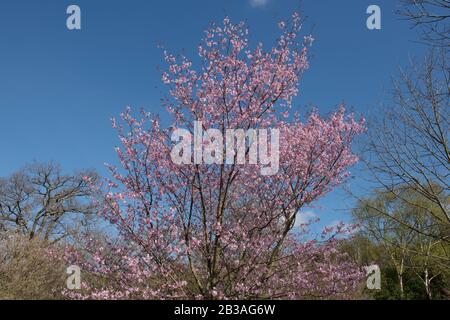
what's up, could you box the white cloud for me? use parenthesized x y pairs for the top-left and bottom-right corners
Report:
(294, 210), (317, 227)
(250, 0), (269, 8)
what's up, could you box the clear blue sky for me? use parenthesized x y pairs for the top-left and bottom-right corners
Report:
(0, 0), (426, 228)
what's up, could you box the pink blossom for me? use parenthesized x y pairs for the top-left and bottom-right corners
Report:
(64, 12), (365, 300)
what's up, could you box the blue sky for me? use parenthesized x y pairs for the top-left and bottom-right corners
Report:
(0, 0), (427, 228)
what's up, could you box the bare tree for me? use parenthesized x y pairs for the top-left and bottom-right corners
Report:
(398, 0), (450, 47)
(364, 49), (449, 242)
(0, 162), (99, 242)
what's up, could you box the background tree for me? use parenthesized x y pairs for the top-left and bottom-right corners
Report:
(0, 231), (66, 299)
(406, 202), (449, 299)
(0, 162), (99, 242)
(350, 187), (450, 299)
(348, 2), (450, 300)
(364, 49), (449, 242)
(353, 191), (416, 298)
(398, 0), (450, 47)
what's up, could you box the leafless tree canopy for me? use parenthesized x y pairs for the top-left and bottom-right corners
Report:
(364, 49), (449, 241)
(398, 0), (450, 46)
(0, 163), (99, 242)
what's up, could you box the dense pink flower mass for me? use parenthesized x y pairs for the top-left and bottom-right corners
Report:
(65, 13), (366, 299)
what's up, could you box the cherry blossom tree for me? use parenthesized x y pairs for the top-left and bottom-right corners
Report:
(65, 13), (366, 300)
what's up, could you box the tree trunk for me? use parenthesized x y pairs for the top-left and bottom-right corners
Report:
(398, 258), (404, 299)
(424, 268), (432, 300)
(399, 274), (404, 299)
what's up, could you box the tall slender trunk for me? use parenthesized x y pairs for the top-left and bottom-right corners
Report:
(399, 274), (404, 299)
(424, 268), (432, 300)
(398, 257), (404, 299)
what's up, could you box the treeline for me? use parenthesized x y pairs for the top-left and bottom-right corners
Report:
(342, 186), (449, 299)
(0, 163), (99, 299)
